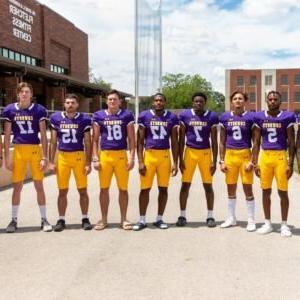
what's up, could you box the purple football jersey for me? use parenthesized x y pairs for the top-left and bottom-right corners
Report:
(93, 109), (134, 150)
(254, 110), (295, 150)
(219, 111), (254, 149)
(50, 112), (92, 152)
(2, 102), (47, 145)
(138, 110), (179, 149)
(179, 109), (218, 149)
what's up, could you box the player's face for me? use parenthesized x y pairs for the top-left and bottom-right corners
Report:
(152, 95), (166, 111)
(107, 93), (121, 110)
(18, 87), (32, 104)
(231, 93), (245, 109)
(192, 96), (206, 111)
(266, 93), (281, 111)
(64, 98), (79, 113)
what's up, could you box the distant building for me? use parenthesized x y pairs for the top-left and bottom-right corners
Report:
(225, 68), (300, 112)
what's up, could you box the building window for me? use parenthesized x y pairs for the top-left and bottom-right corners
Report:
(295, 92), (300, 102)
(15, 53), (20, 62)
(295, 75), (300, 85)
(237, 76), (244, 87)
(50, 64), (68, 75)
(249, 93), (256, 103)
(0, 47), (41, 67)
(281, 92), (288, 102)
(31, 58), (36, 66)
(250, 76), (256, 86)
(20, 54), (26, 63)
(26, 56), (31, 65)
(265, 75), (272, 86)
(9, 50), (15, 60)
(281, 75), (288, 85)
(2, 48), (9, 58)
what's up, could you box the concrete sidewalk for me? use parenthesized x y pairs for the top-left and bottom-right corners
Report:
(0, 167), (300, 300)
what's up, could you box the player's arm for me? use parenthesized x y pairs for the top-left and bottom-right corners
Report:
(210, 125), (218, 175)
(252, 126), (261, 177)
(171, 125), (179, 176)
(219, 126), (227, 173)
(92, 122), (101, 171)
(127, 123), (135, 171)
(39, 120), (48, 171)
(0, 133), (3, 168)
(287, 125), (295, 179)
(84, 130), (92, 175)
(137, 125), (146, 176)
(178, 122), (186, 174)
(296, 127), (300, 172)
(48, 128), (57, 172)
(4, 121), (12, 171)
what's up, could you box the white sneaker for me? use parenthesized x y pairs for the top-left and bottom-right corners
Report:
(246, 219), (256, 232)
(41, 219), (53, 232)
(280, 224), (292, 237)
(257, 223), (273, 235)
(220, 217), (237, 228)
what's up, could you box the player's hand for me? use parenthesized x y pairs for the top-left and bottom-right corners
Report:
(245, 162), (254, 172)
(48, 162), (56, 173)
(5, 159), (13, 171)
(254, 166), (260, 178)
(127, 159), (135, 171)
(220, 162), (228, 173)
(210, 162), (217, 176)
(171, 164), (178, 176)
(138, 162), (146, 176)
(179, 160), (185, 174)
(286, 165), (293, 179)
(85, 164), (92, 175)
(40, 159), (48, 171)
(93, 161), (101, 171)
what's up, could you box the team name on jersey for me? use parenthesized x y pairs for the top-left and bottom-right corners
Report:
(150, 120), (168, 126)
(104, 120), (122, 126)
(14, 115), (33, 121)
(60, 124), (79, 129)
(262, 122), (282, 128)
(189, 121), (208, 126)
(227, 121), (246, 126)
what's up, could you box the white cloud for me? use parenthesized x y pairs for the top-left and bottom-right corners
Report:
(40, 0), (300, 95)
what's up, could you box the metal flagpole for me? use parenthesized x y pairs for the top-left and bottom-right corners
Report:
(158, 0), (162, 92)
(134, 0), (139, 123)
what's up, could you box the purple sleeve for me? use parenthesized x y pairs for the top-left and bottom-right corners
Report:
(171, 114), (179, 127)
(219, 113), (226, 127)
(38, 106), (48, 122)
(138, 112), (146, 127)
(287, 114), (296, 128)
(126, 111), (135, 125)
(83, 116), (92, 132)
(92, 112), (101, 126)
(178, 112), (185, 125)
(253, 113), (260, 128)
(2, 106), (12, 122)
(50, 114), (58, 131)
(211, 112), (219, 127)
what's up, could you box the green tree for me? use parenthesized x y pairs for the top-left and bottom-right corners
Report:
(162, 73), (225, 112)
(89, 68), (112, 91)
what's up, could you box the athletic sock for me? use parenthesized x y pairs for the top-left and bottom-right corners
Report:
(39, 205), (47, 220)
(246, 200), (255, 221)
(156, 215), (163, 222)
(207, 210), (213, 219)
(139, 216), (146, 224)
(82, 214), (88, 219)
(228, 198), (236, 218)
(59, 216), (65, 221)
(180, 210), (186, 218)
(281, 221), (287, 226)
(12, 205), (19, 221)
(265, 219), (271, 226)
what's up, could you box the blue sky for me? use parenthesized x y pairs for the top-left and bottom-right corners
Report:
(40, 0), (300, 94)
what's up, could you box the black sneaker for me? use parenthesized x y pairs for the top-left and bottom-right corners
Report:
(54, 219), (66, 232)
(153, 220), (168, 229)
(82, 218), (92, 230)
(176, 216), (187, 227)
(132, 222), (147, 231)
(6, 219), (17, 233)
(206, 217), (216, 228)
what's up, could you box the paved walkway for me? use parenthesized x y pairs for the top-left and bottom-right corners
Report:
(1, 167), (300, 300)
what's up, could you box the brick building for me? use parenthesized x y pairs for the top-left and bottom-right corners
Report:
(225, 68), (300, 113)
(0, 0), (130, 112)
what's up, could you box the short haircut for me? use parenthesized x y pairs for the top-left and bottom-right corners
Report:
(192, 92), (207, 102)
(17, 82), (33, 94)
(152, 92), (166, 101)
(230, 91), (248, 102)
(107, 89), (121, 99)
(65, 93), (79, 102)
(267, 90), (281, 99)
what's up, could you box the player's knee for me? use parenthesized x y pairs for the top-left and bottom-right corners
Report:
(59, 189), (68, 197)
(203, 183), (213, 193)
(158, 186), (168, 195)
(33, 180), (44, 192)
(77, 188), (88, 197)
(180, 182), (191, 193)
(13, 182), (23, 193)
